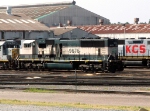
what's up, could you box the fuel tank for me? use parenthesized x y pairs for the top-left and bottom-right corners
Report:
(44, 63), (73, 70)
(124, 61), (143, 66)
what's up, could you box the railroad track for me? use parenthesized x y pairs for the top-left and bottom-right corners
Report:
(0, 72), (150, 85)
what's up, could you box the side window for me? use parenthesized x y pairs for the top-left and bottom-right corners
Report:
(0, 46), (1, 51)
(24, 43), (31, 48)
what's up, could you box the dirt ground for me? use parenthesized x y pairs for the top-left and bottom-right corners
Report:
(0, 89), (150, 107)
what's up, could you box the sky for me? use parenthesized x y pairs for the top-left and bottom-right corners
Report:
(0, 0), (150, 24)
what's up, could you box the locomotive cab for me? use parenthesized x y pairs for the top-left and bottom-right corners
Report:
(0, 40), (20, 69)
(0, 40), (19, 61)
(20, 40), (37, 58)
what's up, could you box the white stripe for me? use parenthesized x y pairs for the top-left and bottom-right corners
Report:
(21, 19), (29, 23)
(27, 19), (35, 23)
(14, 19), (22, 23)
(0, 19), (9, 23)
(7, 19), (16, 23)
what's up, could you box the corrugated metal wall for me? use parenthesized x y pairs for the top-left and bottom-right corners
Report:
(96, 33), (150, 39)
(0, 31), (53, 40)
(26, 32), (51, 39)
(0, 32), (1, 39)
(38, 5), (110, 27)
(2, 32), (23, 39)
(55, 28), (98, 39)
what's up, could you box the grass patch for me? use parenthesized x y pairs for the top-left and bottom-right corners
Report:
(24, 88), (57, 93)
(140, 88), (150, 91)
(0, 99), (150, 111)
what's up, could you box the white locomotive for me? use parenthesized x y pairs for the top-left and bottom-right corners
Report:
(0, 38), (124, 73)
(118, 39), (150, 67)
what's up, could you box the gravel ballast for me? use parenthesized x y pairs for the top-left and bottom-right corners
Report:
(0, 104), (126, 111)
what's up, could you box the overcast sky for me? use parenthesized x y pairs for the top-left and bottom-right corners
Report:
(0, 0), (150, 24)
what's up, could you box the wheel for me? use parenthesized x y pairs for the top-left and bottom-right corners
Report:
(109, 68), (116, 73)
(117, 65), (124, 71)
(80, 66), (84, 72)
(108, 64), (116, 73)
(91, 64), (95, 73)
(83, 68), (88, 73)
(147, 60), (150, 68)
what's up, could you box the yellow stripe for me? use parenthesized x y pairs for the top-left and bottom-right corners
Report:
(0, 60), (9, 62)
(119, 56), (150, 60)
(98, 60), (102, 62)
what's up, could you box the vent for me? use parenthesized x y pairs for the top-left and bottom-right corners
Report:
(67, 20), (72, 26)
(134, 18), (139, 24)
(133, 41), (143, 43)
(138, 37), (146, 39)
(128, 40), (143, 44)
(99, 19), (104, 25)
(6, 6), (12, 15)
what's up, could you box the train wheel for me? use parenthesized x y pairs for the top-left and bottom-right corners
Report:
(117, 65), (124, 71)
(108, 65), (116, 73)
(80, 66), (84, 72)
(83, 68), (88, 73)
(3, 63), (9, 70)
(109, 68), (116, 73)
(147, 60), (150, 68)
(37, 65), (41, 71)
(91, 64), (95, 73)
(2, 63), (6, 70)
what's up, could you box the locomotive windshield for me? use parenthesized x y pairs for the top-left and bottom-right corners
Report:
(6, 42), (19, 48)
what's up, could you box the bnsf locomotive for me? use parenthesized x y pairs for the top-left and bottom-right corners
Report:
(0, 38), (124, 73)
(118, 39), (150, 67)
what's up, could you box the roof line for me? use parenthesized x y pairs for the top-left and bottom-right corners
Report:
(0, 1), (76, 9)
(35, 11), (57, 20)
(35, 5), (73, 20)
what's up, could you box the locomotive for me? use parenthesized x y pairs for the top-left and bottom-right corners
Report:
(118, 39), (150, 67)
(0, 38), (124, 73)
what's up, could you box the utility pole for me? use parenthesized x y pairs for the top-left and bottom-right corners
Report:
(123, 24), (126, 39)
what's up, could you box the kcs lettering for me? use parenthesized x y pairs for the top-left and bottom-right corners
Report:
(126, 44), (146, 54)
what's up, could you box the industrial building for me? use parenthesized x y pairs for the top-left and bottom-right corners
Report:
(79, 18), (150, 39)
(0, 10), (53, 40)
(50, 26), (99, 39)
(0, 1), (110, 27)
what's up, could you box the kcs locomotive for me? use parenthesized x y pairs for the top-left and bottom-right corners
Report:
(118, 39), (150, 67)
